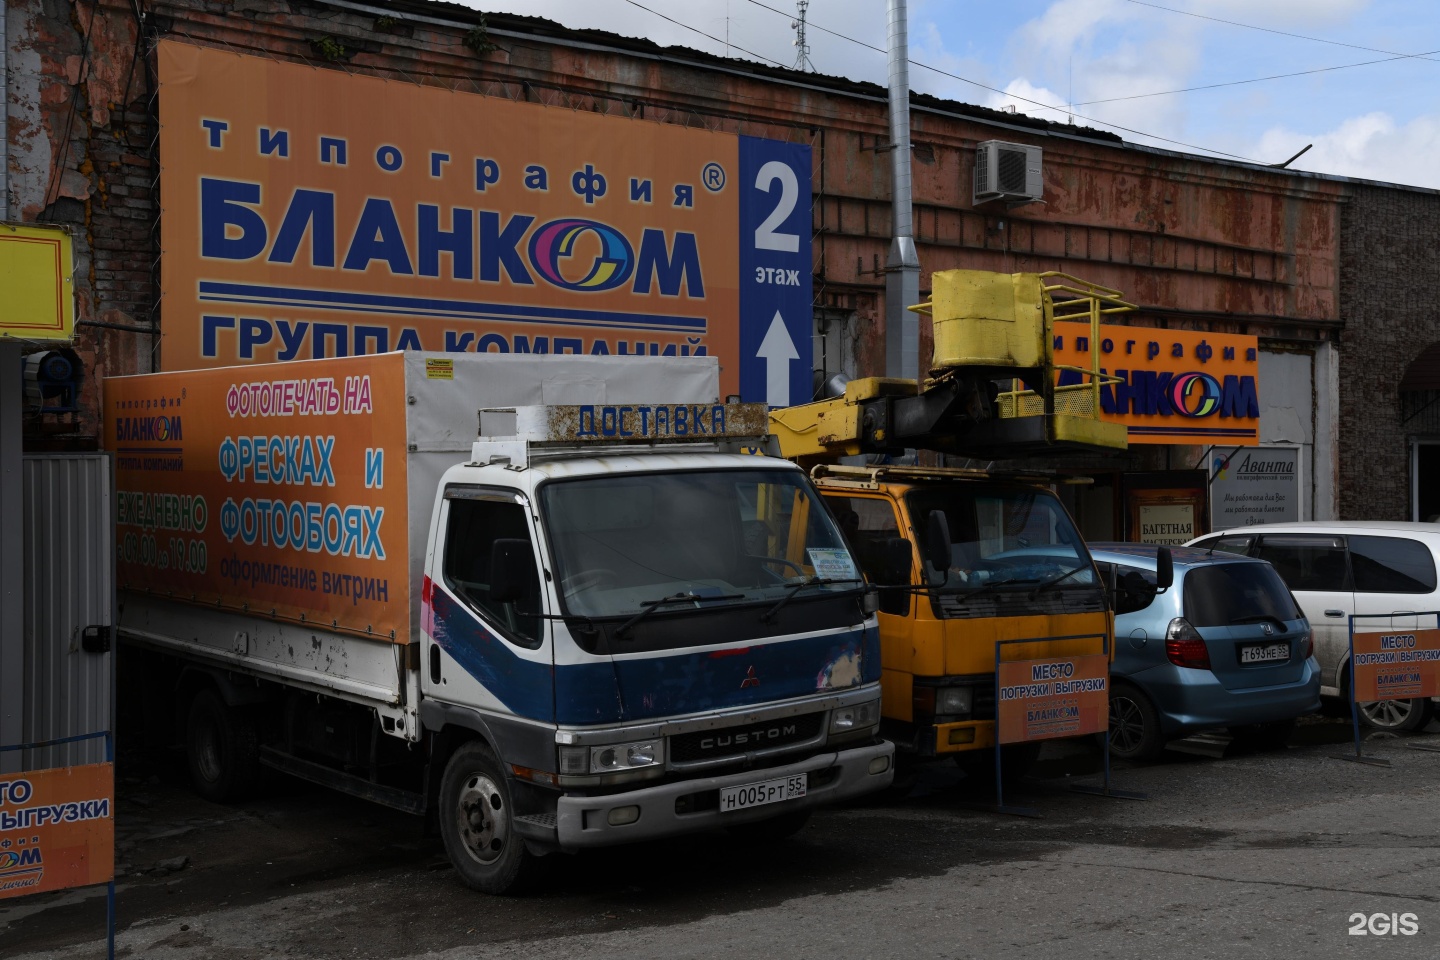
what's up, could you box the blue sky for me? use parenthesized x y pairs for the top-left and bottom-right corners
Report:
(467, 1), (1440, 188)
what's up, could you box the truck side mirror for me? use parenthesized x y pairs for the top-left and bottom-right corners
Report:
(924, 510), (951, 582)
(1154, 546), (1174, 592)
(489, 539), (535, 604)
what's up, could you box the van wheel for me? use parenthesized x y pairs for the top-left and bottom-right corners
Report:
(185, 688), (260, 803)
(439, 742), (546, 895)
(725, 810), (812, 842)
(1108, 684), (1165, 762)
(1358, 698), (1433, 732)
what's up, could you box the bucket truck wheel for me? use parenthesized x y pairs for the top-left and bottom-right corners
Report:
(185, 688), (261, 803)
(440, 742), (545, 895)
(954, 742), (1041, 784)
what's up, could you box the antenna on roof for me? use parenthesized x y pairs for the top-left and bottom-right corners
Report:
(792, 1), (815, 72)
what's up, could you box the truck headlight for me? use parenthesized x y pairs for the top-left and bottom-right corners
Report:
(830, 699), (881, 733)
(936, 686), (973, 716)
(589, 740), (664, 772)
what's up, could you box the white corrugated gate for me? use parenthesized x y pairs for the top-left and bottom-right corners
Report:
(11, 454), (114, 770)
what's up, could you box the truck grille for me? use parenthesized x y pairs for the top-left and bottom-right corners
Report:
(669, 712), (825, 764)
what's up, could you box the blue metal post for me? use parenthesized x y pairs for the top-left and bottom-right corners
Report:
(993, 641), (1004, 810)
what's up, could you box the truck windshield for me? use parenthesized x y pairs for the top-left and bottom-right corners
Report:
(906, 485), (1097, 594)
(541, 468), (861, 619)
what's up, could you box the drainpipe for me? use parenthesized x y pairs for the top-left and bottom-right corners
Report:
(884, 0), (919, 381)
(2, 0), (9, 222)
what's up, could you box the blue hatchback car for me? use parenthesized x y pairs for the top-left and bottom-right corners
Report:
(1089, 544), (1322, 761)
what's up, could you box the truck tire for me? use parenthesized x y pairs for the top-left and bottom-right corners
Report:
(954, 742), (1041, 784)
(439, 742), (546, 895)
(185, 688), (261, 803)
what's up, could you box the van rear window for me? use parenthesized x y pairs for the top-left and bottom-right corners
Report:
(1349, 536), (1438, 594)
(1183, 563), (1302, 627)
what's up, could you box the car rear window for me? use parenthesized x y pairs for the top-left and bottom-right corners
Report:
(1349, 535), (1438, 594)
(1183, 563), (1301, 627)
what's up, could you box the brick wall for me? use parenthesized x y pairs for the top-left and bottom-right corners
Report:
(10, 0), (1344, 446)
(1337, 184), (1440, 520)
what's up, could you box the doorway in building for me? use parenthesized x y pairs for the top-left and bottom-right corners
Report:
(1415, 441), (1440, 522)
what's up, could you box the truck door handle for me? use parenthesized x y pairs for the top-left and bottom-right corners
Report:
(1324, 610), (1345, 618)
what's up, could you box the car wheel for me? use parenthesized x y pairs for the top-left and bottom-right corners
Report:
(439, 741), (547, 895)
(1358, 697), (1434, 732)
(1228, 718), (1296, 751)
(1108, 683), (1165, 762)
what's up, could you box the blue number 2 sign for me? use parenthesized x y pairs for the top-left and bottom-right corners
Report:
(738, 138), (812, 408)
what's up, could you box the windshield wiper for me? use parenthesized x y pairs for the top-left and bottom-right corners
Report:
(1028, 564), (1091, 599)
(615, 591), (745, 638)
(760, 577), (864, 623)
(938, 576), (1032, 605)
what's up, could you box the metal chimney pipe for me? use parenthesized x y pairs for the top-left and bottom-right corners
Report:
(884, 0), (920, 381)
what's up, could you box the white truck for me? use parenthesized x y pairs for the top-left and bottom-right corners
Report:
(106, 352), (892, 892)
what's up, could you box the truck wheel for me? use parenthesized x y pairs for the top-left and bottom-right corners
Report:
(955, 743), (1041, 784)
(439, 742), (546, 895)
(724, 809), (812, 842)
(1107, 683), (1165, 762)
(185, 688), (261, 803)
(1358, 698), (1434, 732)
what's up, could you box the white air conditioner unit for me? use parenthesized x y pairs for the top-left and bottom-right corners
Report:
(974, 140), (1043, 205)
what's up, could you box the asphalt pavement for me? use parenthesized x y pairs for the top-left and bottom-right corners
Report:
(4, 715), (1440, 959)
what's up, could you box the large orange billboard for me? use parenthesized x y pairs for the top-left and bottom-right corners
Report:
(157, 42), (815, 406)
(1053, 322), (1260, 445)
(0, 764), (113, 899)
(105, 354), (411, 641)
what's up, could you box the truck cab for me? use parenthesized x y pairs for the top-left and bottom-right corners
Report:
(421, 407), (893, 891)
(809, 465), (1109, 765)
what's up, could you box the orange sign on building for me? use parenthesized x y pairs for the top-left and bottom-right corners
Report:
(0, 764), (114, 899)
(1053, 321), (1260, 445)
(156, 42), (817, 407)
(104, 353), (412, 642)
(996, 654), (1109, 744)
(1351, 629), (1440, 702)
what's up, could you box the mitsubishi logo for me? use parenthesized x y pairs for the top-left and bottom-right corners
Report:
(740, 666), (760, 688)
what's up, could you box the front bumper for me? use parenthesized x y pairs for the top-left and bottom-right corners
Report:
(552, 740), (894, 850)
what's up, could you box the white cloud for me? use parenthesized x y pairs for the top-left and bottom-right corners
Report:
(1255, 111), (1440, 188)
(1196, 0), (1371, 27)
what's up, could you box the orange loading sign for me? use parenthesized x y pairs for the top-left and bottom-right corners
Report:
(1351, 629), (1440, 702)
(0, 764), (114, 899)
(997, 655), (1109, 744)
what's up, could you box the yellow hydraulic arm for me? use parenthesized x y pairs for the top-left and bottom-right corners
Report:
(771, 269), (1133, 466)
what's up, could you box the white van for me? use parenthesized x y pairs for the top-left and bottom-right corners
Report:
(1188, 522), (1440, 731)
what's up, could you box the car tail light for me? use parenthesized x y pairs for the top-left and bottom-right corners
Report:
(1303, 631), (1314, 659)
(1165, 617), (1211, 669)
